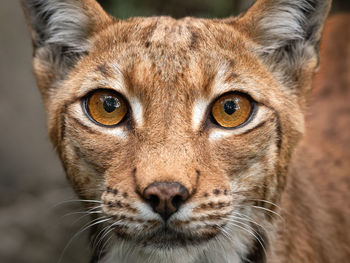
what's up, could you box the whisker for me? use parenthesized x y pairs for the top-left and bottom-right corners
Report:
(246, 199), (282, 211)
(93, 221), (119, 252)
(58, 216), (111, 263)
(215, 223), (231, 241)
(62, 205), (104, 226)
(94, 221), (121, 258)
(61, 205), (103, 218)
(230, 212), (268, 234)
(250, 205), (284, 221)
(226, 221), (267, 259)
(52, 199), (102, 209)
(98, 233), (114, 261)
(235, 204), (284, 221)
(225, 218), (264, 242)
(71, 211), (104, 226)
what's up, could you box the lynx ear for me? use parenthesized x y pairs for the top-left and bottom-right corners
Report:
(237, 0), (331, 92)
(22, 0), (112, 95)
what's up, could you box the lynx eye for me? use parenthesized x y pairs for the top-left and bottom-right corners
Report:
(85, 89), (127, 126)
(211, 93), (252, 128)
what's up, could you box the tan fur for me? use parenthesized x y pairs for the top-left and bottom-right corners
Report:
(22, 0), (350, 262)
(272, 13), (350, 262)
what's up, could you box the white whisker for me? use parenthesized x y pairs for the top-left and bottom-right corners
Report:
(226, 221), (267, 259)
(235, 204), (284, 221)
(93, 221), (120, 252)
(58, 216), (111, 263)
(98, 233), (114, 261)
(230, 212), (268, 234)
(62, 205), (103, 218)
(246, 199), (282, 211)
(52, 199), (102, 209)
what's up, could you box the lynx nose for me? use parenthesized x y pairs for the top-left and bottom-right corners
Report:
(143, 182), (190, 221)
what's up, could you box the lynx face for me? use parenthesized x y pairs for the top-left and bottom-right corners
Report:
(22, 0), (331, 262)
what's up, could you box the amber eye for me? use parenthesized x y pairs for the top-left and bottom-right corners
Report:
(211, 93), (252, 128)
(86, 89), (127, 126)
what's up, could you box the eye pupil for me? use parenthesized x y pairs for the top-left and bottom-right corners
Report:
(103, 97), (119, 113)
(224, 100), (237, 115)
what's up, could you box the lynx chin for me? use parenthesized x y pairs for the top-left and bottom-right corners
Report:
(22, 0), (350, 262)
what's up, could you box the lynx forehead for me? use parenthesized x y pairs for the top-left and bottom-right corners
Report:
(22, 0), (350, 263)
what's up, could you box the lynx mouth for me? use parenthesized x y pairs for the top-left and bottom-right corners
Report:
(113, 226), (220, 248)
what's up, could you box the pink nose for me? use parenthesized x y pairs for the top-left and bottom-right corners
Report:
(143, 182), (189, 221)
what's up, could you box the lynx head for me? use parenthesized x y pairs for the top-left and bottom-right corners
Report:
(22, 0), (331, 261)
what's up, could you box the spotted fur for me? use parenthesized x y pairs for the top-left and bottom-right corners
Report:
(22, 0), (350, 262)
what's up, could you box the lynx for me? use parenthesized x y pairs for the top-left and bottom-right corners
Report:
(22, 0), (350, 262)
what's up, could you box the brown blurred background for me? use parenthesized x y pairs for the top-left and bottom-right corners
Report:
(0, 1), (349, 262)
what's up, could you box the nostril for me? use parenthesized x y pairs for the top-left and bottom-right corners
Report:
(148, 194), (160, 209)
(171, 194), (184, 210)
